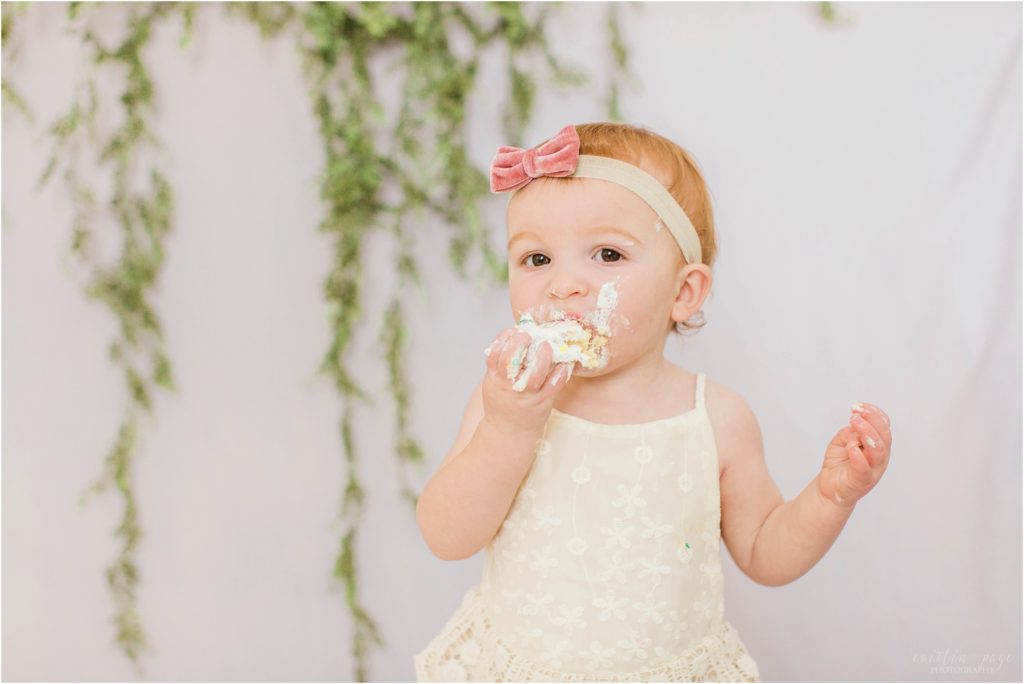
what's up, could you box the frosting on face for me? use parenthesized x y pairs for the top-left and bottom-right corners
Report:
(500, 281), (621, 392)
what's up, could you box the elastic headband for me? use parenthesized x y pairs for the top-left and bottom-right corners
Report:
(489, 124), (703, 265)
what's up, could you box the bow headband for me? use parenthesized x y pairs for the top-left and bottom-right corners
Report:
(489, 124), (703, 265)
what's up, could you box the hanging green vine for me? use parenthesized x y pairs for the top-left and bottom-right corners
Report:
(4, 1), (629, 680)
(1, 3), (33, 125)
(819, 1), (854, 25)
(606, 3), (632, 123)
(19, 1), (194, 676)
(249, 4), (603, 678)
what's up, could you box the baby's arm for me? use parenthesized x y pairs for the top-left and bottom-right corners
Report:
(716, 389), (892, 587)
(416, 330), (570, 561)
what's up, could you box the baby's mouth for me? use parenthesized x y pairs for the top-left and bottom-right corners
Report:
(538, 280), (620, 335)
(537, 304), (586, 326)
(506, 282), (620, 386)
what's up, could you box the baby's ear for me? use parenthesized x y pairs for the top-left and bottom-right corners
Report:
(671, 264), (712, 321)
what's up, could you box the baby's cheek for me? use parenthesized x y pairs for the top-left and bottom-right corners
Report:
(604, 297), (636, 336)
(510, 296), (542, 323)
(615, 311), (633, 332)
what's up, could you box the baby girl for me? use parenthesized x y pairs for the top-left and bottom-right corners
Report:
(414, 122), (893, 681)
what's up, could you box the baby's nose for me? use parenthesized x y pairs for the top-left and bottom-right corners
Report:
(546, 276), (589, 300)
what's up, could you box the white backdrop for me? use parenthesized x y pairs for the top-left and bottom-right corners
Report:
(2, 2), (1021, 682)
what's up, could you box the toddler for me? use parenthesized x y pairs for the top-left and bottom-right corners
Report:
(414, 123), (893, 682)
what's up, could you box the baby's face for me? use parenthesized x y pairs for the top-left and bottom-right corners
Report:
(506, 176), (686, 375)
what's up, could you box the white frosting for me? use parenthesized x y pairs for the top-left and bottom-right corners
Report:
(501, 281), (621, 392)
(513, 317), (590, 364)
(592, 281), (618, 334)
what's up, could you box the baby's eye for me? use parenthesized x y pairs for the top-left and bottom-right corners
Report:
(523, 253), (550, 268)
(597, 248), (624, 263)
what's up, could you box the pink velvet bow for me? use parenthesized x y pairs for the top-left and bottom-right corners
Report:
(489, 124), (580, 193)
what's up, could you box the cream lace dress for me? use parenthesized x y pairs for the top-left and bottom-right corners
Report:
(414, 372), (761, 682)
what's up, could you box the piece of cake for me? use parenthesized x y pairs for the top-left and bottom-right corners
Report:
(513, 312), (609, 371)
(482, 282), (620, 393)
(485, 312), (608, 392)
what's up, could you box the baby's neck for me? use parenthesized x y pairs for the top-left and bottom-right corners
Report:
(553, 352), (688, 424)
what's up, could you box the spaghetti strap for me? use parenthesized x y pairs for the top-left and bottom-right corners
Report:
(696, 371), (708, 415)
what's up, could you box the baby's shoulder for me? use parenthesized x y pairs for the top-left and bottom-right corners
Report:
(701, 374), (746, 417)
(698, 373), (762, 476)
(664, 363), (745, 419)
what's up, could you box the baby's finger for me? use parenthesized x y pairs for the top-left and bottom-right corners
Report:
(500, 332), (533, 383)
(838, 425), (860, 447)
(849, 413), (885, 467)
(851, 402), (892, 443)
(510, 341), (540, 392)
(484, 330), (512, 358)
(523, 340), (555, 393)
(546, 362), (573, 391)
(483, 329), (507, 374)
(846, 440), (871, 478)
(485, 329), (517, 376)
(550, 357), (578, 391)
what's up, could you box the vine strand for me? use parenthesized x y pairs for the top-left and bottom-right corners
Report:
(3, 1), (637, 679)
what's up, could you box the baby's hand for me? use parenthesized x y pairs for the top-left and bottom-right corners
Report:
(481, 328), (572, 435)
(819, 402), (893, 507)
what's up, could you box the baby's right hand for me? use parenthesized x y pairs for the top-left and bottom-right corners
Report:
(481, 328), (572, 435)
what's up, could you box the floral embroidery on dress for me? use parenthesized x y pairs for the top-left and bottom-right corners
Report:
(668, 608), (690, 635)
(638, 512), (673, 540)
(616, 630), (653, 662)
(698, 558), (720, 586)
(634, 444), (654, 464)
(578, 639), (616, 671)
(566, 536), (588, 555)
(598, 517), (636, 550)
(537, 636), (570, 669)
(592, 587), (629, 621)
(631, 594), (668, 625)
(570, 465), (591, 484)
(692, 594), (715, 622)
(596, 551), (636, 584)
(635, 554), (672, 584)
(531, 504), (564, 534)
(528, 543), (560, 578)
(610, 483), (648, 517)
(520, 592), (555, 617)
(551, 604), (588, 633)
(515, 623), (545, 643)
(416, 372), (762, 682)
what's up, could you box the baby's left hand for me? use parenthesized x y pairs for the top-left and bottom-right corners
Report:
(819, 402), (892, 507)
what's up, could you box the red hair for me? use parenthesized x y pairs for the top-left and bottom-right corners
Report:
(533, 122), (717, 334)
